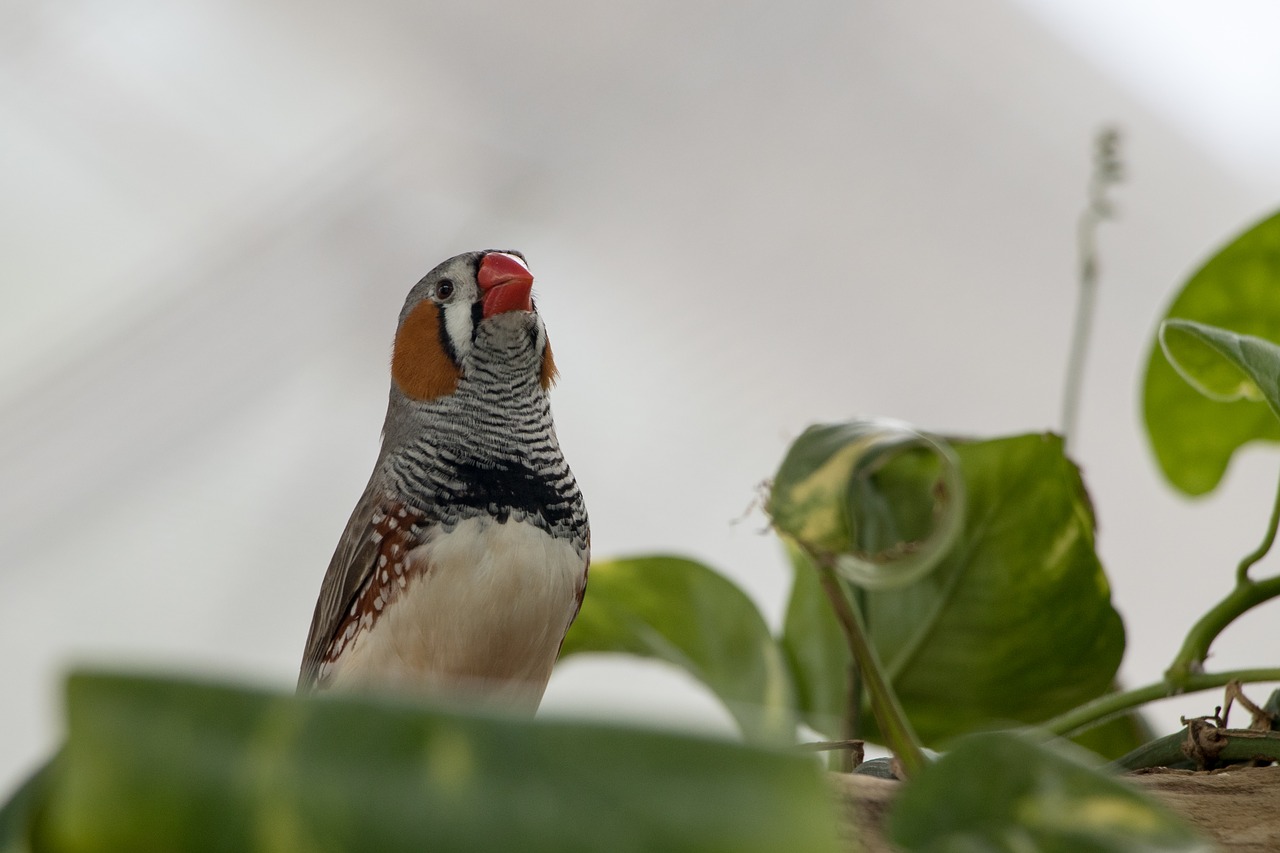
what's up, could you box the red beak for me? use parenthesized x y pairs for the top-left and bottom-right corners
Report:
(477, 252), (534, 318)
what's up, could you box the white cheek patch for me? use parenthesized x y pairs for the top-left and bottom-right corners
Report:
(442, 299), (473, 363)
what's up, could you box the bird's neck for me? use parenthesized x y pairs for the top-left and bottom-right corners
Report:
(377, 341), (585, 544)
(385, 367), (555, 459)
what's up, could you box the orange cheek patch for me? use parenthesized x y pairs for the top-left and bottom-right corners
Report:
(540, 340), (559, 390)
(392, 301), (461, 401)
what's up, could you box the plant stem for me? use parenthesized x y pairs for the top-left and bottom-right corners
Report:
(1054, 468), (1280, 738)
(811, 552), (928, 777)
(1061, 127), (1122, 450)
(1236, 466), (1280, 586)
(1111, 728), (1280, 772)
(1042, 668), (1280, 738)
(832, 660), (860, 773)
(848, 583), (865, 737)
(1165, 466), (1280, 685)
(1165, 576), (1280, 685)
(1061, 216), (1100, 448)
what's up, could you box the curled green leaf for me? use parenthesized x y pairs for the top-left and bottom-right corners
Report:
(768, 419), (965, 589)
(1160, 319), (1280, 413)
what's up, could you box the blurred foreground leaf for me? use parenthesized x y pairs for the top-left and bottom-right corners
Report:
(887, 731), (1207, 852)
(1143, 209), (1280, 495)
(782, 432), (1126, 745)
(5, 671), (838, 853)
(0, 760), (53, 853)
(559, 556), (796, 743)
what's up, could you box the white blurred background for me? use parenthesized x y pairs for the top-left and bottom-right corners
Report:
(4, 0), (1280, 787)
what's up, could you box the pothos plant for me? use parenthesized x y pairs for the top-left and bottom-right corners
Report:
(558, 204), (1280, 846)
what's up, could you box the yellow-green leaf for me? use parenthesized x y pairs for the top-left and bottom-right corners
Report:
(888, 731), (1207, 852)
(17, 671), (838, 853)
(559, 557), (796, 743)
(782, 432), (1125, 745)
(1143, 209), (1280, 495)
(1160, 319), (1280, 412)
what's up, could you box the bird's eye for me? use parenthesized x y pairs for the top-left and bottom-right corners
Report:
(435, 280), (455, 300)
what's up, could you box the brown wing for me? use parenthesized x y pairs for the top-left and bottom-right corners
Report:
(298, 475), (415, 690)
(298, 479), (433, 690)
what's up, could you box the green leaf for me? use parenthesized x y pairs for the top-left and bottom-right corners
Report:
(28, 671), (838, 853)
(769, 419), (965, 588)
(888, 730), (1207, 852)
(1143, 209), (1280, 495)
(558, 556), (796, 743)
(1161, 319), (1280, 412)
(782, 432), (1125, 745)
(0, 758), (55, 853)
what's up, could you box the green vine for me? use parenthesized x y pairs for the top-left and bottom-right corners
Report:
(804, 543), (928, 777)
(1043, 667), (1280, 738)
(1165, 465), (1280, 687)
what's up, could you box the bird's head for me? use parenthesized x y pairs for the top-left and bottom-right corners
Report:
(390, 250), (557, 402)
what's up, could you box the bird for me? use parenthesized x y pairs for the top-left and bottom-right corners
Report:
(297, 250), (589, 713)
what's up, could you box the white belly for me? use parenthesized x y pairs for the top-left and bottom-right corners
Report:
(325, 516), (585, 712)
